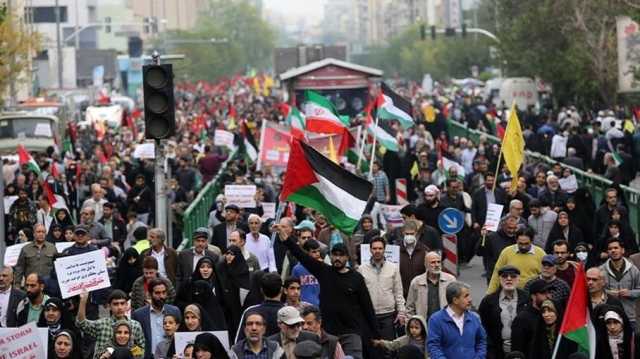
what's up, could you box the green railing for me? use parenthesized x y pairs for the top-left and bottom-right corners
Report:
(446, 120), (640, 238)
(179, 149), (239, 250)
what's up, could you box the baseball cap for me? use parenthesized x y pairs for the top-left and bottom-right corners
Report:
(294, 220), (316, 232)
(74, 225), (89, 234)
(541, 254), (557, 266)
(277, 306), (304, 326)
(330, 243), (348, 255)
(528, 279), (550, 294)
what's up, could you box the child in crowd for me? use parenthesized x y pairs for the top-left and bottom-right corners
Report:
(154, 314), (181, 359)
(372, 316), (427, 358)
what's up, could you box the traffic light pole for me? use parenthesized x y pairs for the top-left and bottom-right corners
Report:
(151, 51), (169, 241)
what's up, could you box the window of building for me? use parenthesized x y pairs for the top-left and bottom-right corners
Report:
(27, 6), (68, 23)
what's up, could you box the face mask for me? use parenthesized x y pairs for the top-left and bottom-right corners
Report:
(403, 235), (417, 246)
(518, 246), (531, 254)
(576, 251), (588, 261)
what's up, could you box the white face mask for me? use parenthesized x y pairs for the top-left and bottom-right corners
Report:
(403, 235), (417, 246)
(576, 251), (588, 261)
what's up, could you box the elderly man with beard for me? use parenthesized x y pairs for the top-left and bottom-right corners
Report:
(277, 224), (379, 359)
(406, 251), (456, 321)
(478, 265), (528, 359)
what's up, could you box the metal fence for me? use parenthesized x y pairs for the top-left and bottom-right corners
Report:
(179, 149), (239, 250)
(446, 120), (640, 238)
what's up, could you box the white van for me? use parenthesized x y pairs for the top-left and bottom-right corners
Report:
(498, 77), (539, 110)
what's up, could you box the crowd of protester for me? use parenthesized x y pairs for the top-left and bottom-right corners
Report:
(1, 76), (640, 359)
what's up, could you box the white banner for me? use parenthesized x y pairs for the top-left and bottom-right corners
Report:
(558, 175), (578, 193)
(261, 202), (276, 220)
(617, 16), (640, 93)
(224, 185), (257, 208)
(0, 322), (48, 359)
(54, 250), (111, 299)
(174, 331), (229, 355)
(133, 143), (155, 159)
(3, 242), (29, 267)
(484, 203), (504, 232)
(55, 242), (75, 253)
(85, 105), (123, 128)
(360, 244), (400, 264)
(214, 130), (236, 150)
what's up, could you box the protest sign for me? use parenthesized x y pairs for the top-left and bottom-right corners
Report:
(0, 322), (47, 359)
(360, 244), (400, 264)
(558, 175), (578, 193)
(370, 203), (404, 230)
(224, 185), (257, 208)
(3, 242), (29, 267)
(214, 129), (236, 151)
(55, 242), (75, 253)
(257, 121), (291, 171)
(484, 203), (504, 232)
(261, 202), (276, 220)
(54, 250), (111, 299)
(175, 331), (229, 354)
(4, 196), (17, 215)
(133, 143), (155, 159)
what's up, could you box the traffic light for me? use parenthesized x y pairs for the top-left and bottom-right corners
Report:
(462, 24), (467, 37)
(420, 24), (426, 40)
(430, 26), (436, 40)
(143, 64), (176, 140)
(143, 17), (151, 34)
(105, 17), (111, 33)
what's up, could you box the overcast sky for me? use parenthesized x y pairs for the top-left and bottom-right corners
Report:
(263, 0), (326, 19)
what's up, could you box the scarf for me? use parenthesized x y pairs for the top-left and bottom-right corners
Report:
(608, 332), (623, 359)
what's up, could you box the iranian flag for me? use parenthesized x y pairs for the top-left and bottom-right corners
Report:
(281, 138), (372, 234)
(303, 90), (349, 135)
(17, 145), (41, 177)
(376, 82), (414, 129)
(278, 103), (306, 139)
(552, 263), (595, 359)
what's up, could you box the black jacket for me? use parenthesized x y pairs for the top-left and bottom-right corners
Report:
(98, 216), (127, 247)
(510, 304), (543, 357)
(283, 237), (380, 339)
(478, 288), (528, 359)
(5, 287), (26, 327)
(472, 186), (507, 226)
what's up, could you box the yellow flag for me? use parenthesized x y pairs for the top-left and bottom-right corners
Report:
(624, 119), (635, 133)
(410, 161), (419, 179)
(328, 135), (338, 163)
(252, 77), (260, 94)
(502, 103), (525, 190)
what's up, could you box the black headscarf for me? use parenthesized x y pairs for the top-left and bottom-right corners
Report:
(191, 256), (217, 283)
(114, 248), (142, 293)
(54, 208), (74, 228)
(219, 245), (250, 289)
(37, 297), (77, 334)
(191, 279), (227, 330)
(193, 333), (229, 359)
(46, 223), (65, 243)
(216, 245), (251, 338)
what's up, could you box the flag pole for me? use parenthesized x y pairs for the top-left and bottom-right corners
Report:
(368, 115), (379, 177)
(356, 125), (365, 172)
(256, 119), (267, 171)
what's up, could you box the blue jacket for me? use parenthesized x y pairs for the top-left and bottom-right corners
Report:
(132, 304), (182, 359)
(427, 307), (487, 359)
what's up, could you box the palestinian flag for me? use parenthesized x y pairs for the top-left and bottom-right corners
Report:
(553, 263), (595, 359)
(240, 120), (258, 164)
(281, 138), (372, 234)
(303, 90), (349, 134)
(376, 82), (414, 129)
(17, 145), (41, 177)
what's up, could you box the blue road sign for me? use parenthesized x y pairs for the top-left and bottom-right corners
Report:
(438, 208), (464, 234)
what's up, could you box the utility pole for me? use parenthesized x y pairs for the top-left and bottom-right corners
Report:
(74, 0), (80, 48)
(55, 0), (63, 89)
(151, 51), (169, 240)
(7, 0), (16, 106)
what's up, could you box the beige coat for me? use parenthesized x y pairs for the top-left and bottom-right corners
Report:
(406, 271), (456, 319)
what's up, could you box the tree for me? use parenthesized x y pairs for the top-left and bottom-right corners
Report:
(0, 6), (41, 105)
(160, 0), (275, 81)
(482, 0), (640, 107)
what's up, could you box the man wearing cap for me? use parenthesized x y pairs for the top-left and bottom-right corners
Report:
(487, 227), (546, 294)
(246, 214), (277, 272)
(523, 254), (571, 305)
(212, 203), (246, 253)
(417, 184), (445, 233)
(528, 199), (557, 249)
(478, 265), (528, 359)
(268, 306), (319, 359)
(14, 223), (57, 286)
(277, 224), (380, 359)
(510, 278), (551, 355)
(176, 228), (220, 289)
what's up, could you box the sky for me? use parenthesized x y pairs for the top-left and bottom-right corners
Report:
(263, 0), (326, 22)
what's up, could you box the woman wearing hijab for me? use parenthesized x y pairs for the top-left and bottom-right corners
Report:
(191, 279), (227, 330)
(54, 208), (74, 228)
(114, 248), (142, 294)
(97, 320), (144, 359)
(176, 256), (219, 309)
(565, 194), (595, 246)
(52, 330), (83, 359)
(216, 245), (251, 337)
(38, 298), (79, 358)
(530, 299), (576, 358)
(594, 304), (635, 359)
(178, 303), (215, 332)
(47, 223), (65, 243)
(545, 210), (585, 253)
(193, 332), (230, 359)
